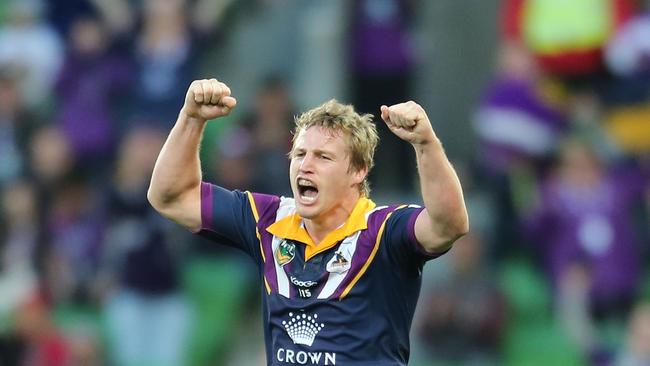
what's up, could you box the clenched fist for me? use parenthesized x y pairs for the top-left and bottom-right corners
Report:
(182, 79), (237, 121)
(380, 101), (437, 146)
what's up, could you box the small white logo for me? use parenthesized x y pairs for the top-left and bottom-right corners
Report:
(283, 312), (325, 347)
(326, 249), (351, 274)
(290, 276), (318, 288)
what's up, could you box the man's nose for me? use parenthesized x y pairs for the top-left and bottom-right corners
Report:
(299, 153), (315, 172)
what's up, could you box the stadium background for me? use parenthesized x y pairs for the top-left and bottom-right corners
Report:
(0, 0), (649, 365)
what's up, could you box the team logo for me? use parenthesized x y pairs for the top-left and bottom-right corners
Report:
(275, 240), (296, 266)
(283, 312), (325, 346)
(290, 276), (318, 288)
(326, 249), (351, 274)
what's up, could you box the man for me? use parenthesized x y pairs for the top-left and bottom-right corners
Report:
(148, 79), (469, 365)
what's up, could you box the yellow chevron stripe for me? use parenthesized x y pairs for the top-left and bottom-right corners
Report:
(264, 277), (271, 294)
(246, 191), (266, 263)
(246, 191), (260, 222)
(338, 211), (394, 300)
(247, 191), (271, 294)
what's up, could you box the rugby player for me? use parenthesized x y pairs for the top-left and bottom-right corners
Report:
(148, 78), (469, 365)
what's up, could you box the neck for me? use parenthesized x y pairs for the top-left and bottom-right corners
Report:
(303, 192), (361, 245)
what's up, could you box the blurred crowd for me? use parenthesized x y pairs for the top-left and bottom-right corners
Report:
(0, 0), (649, 365)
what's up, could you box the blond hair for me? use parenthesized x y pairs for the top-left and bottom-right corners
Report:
(292, 99), (379, 196)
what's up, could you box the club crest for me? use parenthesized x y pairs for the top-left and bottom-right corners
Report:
(275, 240), (296, 266)
(326, 249), (351, 274)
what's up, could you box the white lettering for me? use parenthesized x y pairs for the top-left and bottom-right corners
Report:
(298, 288), (312, 298)
(308, 352), (322, 363)
(290, 276), (318, 287)
(286, 349), (295, 363)
(325, 353), (336, 365)
(296, 351), (308, 364)
(276, 348), (337, 365)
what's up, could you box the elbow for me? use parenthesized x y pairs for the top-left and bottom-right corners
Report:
(147, 187), (181, 223)
(455, 211), (470, 238)
(146, 183), (201, 231)
(147, 186), (163, 212)
(147, 185), (172, 213)
(444, 212), (470, 244)
(456, 213), (470, 238)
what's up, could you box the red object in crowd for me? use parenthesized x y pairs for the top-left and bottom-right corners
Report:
(18, 291), (71, 366)
(501, 0), (636, 76)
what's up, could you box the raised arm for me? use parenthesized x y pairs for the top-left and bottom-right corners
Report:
(148, 79), (236, 231)
(380, 102), (469, 253)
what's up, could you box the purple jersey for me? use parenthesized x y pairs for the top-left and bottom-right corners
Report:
(197, 182), (446, 365)
(525, 168), (644, 304)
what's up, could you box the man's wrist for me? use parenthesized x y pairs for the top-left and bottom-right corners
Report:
(179, 107), (208, 125)
(411, 131), (440, 148)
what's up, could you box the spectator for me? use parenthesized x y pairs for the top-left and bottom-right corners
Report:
(210, 124), (255, 190)
(54, 14), (132, 175)
(413, 232), (507, 366)
(0, 0), (63, 110)
(473, 42), (567, 258)
(0, 180), (40, 365)
(241, 76), (294, 195)
(27, 125), (75, 190)
(101, 127), (191, 366)
(0, 66), (41, 184)
(348, 0), (417, 194)
(525, 137), (646, 360)
(129, 0), (223, 126)
(42, 172), (105, 305)
(473, 42), (567, 177)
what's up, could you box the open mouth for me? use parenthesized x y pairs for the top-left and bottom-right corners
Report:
(297, 178), (319, 203)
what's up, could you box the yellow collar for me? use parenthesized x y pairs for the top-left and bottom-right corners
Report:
(266, 197), (376, 261)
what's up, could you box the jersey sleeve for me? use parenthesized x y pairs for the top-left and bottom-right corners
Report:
(196, 182), (271, 261)
(381, 206), (449, 271)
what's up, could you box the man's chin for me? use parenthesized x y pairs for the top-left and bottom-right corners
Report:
(295, 205), (317, 220)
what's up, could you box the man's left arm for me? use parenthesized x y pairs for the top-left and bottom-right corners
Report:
(380, 102), (469, 254)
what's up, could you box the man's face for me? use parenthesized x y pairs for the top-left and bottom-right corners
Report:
(289, 126), (365, 221)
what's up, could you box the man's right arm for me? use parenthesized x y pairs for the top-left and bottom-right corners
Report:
(147, 79), (237, 231)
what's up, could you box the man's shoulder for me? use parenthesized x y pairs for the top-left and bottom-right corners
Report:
(248, 192), (291, 223)
(365, 203), (422, 223)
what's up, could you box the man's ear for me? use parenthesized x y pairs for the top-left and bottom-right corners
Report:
(352, 166), (368, 185)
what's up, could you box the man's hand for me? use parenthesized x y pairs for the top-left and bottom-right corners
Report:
(380, 101), (436, 146)
(182, 79), (237, 121)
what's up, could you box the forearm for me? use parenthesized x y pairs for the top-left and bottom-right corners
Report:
(414, 138), (469, 244)
(148, 110), (206, 207)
